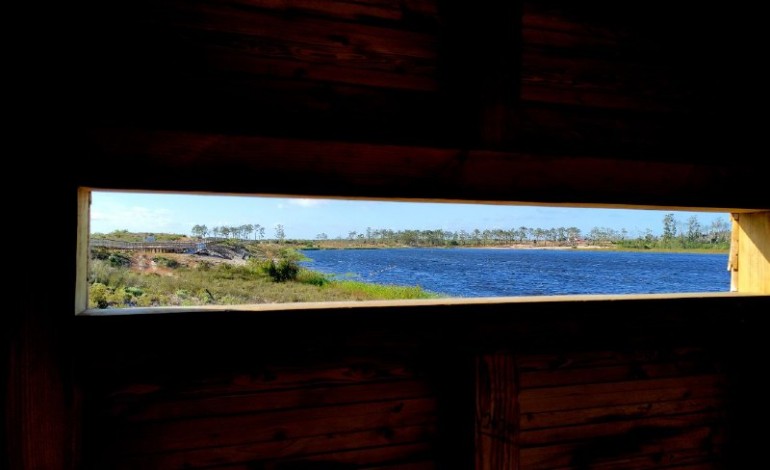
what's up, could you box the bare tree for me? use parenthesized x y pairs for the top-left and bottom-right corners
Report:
(275, 224), (286, 243)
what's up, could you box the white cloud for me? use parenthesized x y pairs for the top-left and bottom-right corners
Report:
(287, 198), (325, 208)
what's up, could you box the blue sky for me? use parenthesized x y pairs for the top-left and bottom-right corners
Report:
(90, 191), (730, 239)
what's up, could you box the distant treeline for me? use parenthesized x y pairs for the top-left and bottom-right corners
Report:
(95, 213), (731, 251)
(309, 213), (730, 250)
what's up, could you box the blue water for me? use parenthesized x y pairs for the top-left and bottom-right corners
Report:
(300, 248), (729, 297)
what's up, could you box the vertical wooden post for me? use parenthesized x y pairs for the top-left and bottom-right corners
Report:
(476, 351), (519, 470)
(732, 211), (770, 294)
(729, 214), (740, 292)
(75, 188), (90, 313)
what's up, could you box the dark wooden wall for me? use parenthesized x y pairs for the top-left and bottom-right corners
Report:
(7, 1), (769, 469)
(74, 297), (768, 469)
(70, 0), (766, 208)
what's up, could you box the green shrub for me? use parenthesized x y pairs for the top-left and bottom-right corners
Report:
(89, 283), (109, 309)
(108, 252), (131, 267)
(175, 289), (191, 299)
(134, 295), (155, 307)
(107, 287), (131, 306)
(264, 259), (299, 282)
(153, 256), (180, 268)
(125, 286), (144, 297)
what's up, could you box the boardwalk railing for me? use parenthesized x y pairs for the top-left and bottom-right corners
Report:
(90, 239), (207, 253)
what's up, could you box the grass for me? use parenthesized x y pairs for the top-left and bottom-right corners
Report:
(331, 281), (440, 300)
(606, 243), (730, 254)
(88, 253), (439, 309)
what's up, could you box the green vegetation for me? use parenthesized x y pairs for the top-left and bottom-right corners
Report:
(182, 213), (728, 252)
(91, 229), (186, 242)
(152, 256), (180, 268)
(87, 244), (437, 309)
(612, 214), (730, 252)
(87, 212), (730, 309)
(301, 213), (730, 252)
(332, 281), (440, 300)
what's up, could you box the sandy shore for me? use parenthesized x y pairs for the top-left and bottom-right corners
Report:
(470, 244), (607, 250)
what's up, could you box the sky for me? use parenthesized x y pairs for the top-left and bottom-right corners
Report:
(90, 191), (730, 239)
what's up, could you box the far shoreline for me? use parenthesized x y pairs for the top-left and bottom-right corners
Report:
(305, 244), (729, 255)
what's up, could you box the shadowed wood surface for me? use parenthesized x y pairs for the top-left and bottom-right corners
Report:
(8, 0), (770, 469)
(73, 296), (768, 469)
(82, 128), (766, 211)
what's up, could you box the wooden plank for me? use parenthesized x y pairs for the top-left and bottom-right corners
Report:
(182, 0), (439, 24)
(363, 461), (436, 470)
(190, 30), (437, 77)
(199, 46), (438, 91)
(508, 103), (695, 162)
(186, 443), (434, 470)
(476, 352), (519, 470)
(75, 188), (90, 313)
(117, 424), (435, 469)
(520, 50), (676, 112)
(220, 0), (407, 23)
(520, 363), (713, 389)
(735, 211), (770, 293)
(118, 397), (436, 453)
(82, 128), (770, 210)
(519, 375), (725, 413)
(517, 349), (676, 372)
(109, 379), (433, 422)
(521, 83), (671, 112)
(520, 411), (724, 446)
(106, 359), (420, 401)
(472, 0), (521, 147)
(261, 442), (433, 469)
(522, 4), (623, 43)
(521, 397), (725, 430)
(517, 345), (724, 388)
(522, 25), (620, 50)
(520, 426), (724, 469)
(167, 3), (438, 60)
(7, 307), (76, 469)
(162, 74), (452, 145)
(547, 446), (722, 470)
(729, 213), (739, 291)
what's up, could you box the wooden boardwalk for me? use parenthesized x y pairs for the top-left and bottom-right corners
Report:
(89, 239), (206, 253)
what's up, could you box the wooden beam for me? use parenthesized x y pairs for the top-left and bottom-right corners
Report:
(476, 351), (519, 470)
(729, 214), (740, 291)
(75, 188), (90, 313)
(81, 128), (769, 211)
(734, 211), (770, 293)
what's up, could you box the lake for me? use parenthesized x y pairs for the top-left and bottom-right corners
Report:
(300, 248), (730, 297)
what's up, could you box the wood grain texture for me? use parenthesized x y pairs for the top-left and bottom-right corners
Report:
(6, 186), (80, 470)
(119, 424), (436, 469)
(735, 211), (770, 293)
(514, 342), (730, 469)
(12, 1), (770, 469)
(476, 352), (519, 470)
(520, 427), (723, 469)
(75, 188), (90, 313)
(81, 128), (768, 210)
(73, 295), (769, 468)
(729, 214), (740, 291)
